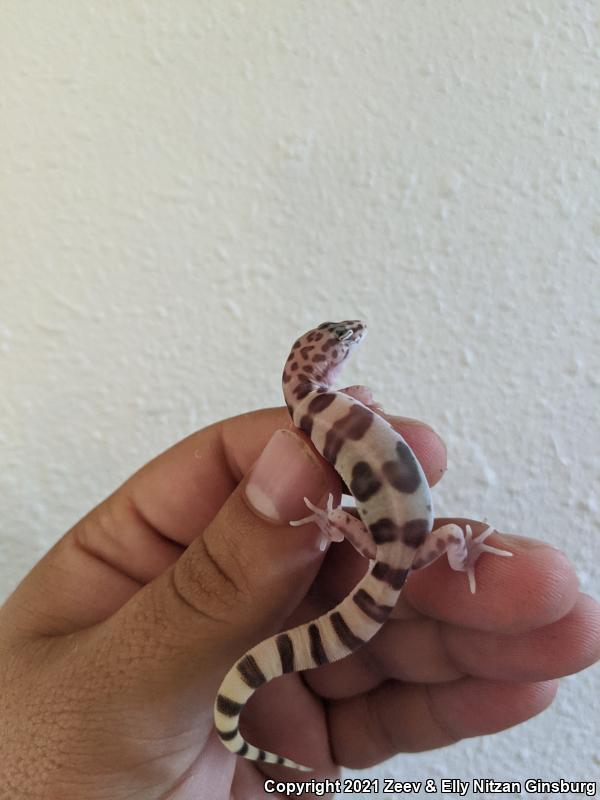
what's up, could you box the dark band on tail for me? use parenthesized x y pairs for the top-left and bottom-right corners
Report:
(277, 633), (295, 673)
(353, 588), (394, 623)
(308, 623), (328, 665)
(238, 654), (267, 689)
(217, 695), (243, 716)
(217, 726), (239, 741)
(330, 611), (365, 651)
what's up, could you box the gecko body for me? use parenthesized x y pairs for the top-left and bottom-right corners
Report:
(214, 320), (511, 771)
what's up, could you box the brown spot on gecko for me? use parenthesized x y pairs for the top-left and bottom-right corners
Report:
(308, 392), (336, 413)
(217, 726), (239, 741)
(353, 589), (394, 623)
(323, 403), (374, 464)
(323, 431), (342, 464)
(317, 322), (334, 329)
(372, 563), (409, 590)
(237, 654), (266, 689)
(300, 345), (314, 358)
(216, 695), (243, 717)
(369, 517), (400, 544)
(291, 361), (299, 371)
(303, 364), (314, 374)
(292, 339), (301, 349)
(294, 383), (313, 400)
(350, 461), (382, 501)
(308, 623), (328, 665)
(299, 414), (313, 436)
(401, 518), (429, 548)
(314, 332), (323, 341)
(276, 633), (295, 673)
(330, 611), (365, 651)
(381, 440), (423, 494)
(312, 353), (327, 362)
(282, 372), (291, 384)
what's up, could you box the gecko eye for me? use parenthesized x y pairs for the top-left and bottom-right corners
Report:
(336, 328), (354, 342)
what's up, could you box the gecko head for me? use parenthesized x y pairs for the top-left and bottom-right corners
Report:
(283, 320), (368, 400)
(314, 319), (367, 376)
(318, 320), (367, 348)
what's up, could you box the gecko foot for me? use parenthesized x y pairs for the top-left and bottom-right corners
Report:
(423, 523), (514, 594)
(290, 493), (345, 551)
(462, 524), (513, 594)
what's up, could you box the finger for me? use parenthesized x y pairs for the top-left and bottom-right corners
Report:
(2, 408), (445, 636)
(306, 522), (578, 634)
(306, 591), (599, 700)
(126, 409), (446, 542)
(302, 529), (579, 699)
(327, 676), (558, 768)
(405, 523), (579, 633)
(443, 592), (600, 681)
(3, 425), (337, 636)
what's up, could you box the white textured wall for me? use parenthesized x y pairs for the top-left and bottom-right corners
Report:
(2, 2), (599, 795)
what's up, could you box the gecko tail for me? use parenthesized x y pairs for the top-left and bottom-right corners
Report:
(214, 717), (312, 771)
(214, 666), (312, 771)
(214, 550), (410, 770)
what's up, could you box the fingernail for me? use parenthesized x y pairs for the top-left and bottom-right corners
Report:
(245, 429), (331, 523)
(388, 414), (446, 448)
(387, 414), (436, 431)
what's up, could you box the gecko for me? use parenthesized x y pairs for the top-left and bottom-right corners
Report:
(214, 320), (512, 771)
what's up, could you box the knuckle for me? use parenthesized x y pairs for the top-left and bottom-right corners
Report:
(170, 535), (252, 624)
(75, 494), (121, 558)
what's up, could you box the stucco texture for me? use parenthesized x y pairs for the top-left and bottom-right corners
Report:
(1, 2), (599, 796)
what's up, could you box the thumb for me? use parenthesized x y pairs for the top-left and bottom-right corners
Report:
(112, 428), (338, 698)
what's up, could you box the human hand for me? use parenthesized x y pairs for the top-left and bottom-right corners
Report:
(1, 408), (598, 800)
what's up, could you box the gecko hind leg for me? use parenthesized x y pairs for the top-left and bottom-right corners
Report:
(411, 523), (513, 594)
(290, 494), (343, 551)
(290, 494), (376, 558)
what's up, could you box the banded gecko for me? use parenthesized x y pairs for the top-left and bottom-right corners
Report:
(214, 320), (512, 771)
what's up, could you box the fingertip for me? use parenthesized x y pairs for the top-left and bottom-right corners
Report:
(432, 676), (559, 740)
(490, 536), (580, 629)
(409, 531), (580, 635)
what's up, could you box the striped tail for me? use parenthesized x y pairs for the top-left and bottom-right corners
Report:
(214, 541), (411, 771)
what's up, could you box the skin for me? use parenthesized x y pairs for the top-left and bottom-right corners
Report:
(1, 407), (599, 800)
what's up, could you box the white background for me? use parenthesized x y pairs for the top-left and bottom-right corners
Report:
(1, 2), (599, 796)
